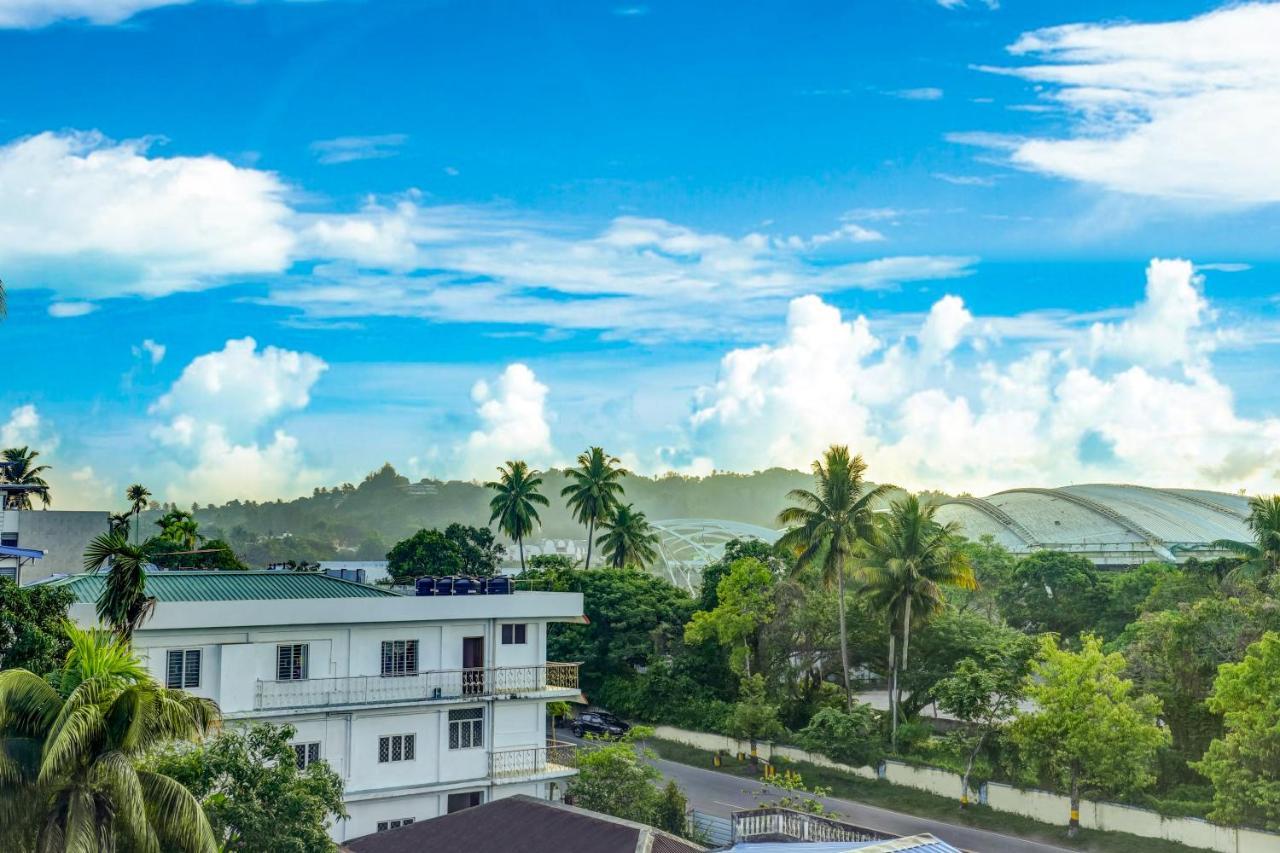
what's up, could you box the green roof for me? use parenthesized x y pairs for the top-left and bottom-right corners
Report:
(48, 571), (401, 603)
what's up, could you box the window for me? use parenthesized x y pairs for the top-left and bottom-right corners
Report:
(165, 649), (201, 689)
(501, 623), (527, 645)
(448, 707), (484, 750)
(380, 640), (418, 677)
(378, 733), (416, 763)
(447, 791), (483, 813)
(0, 533), (17, 547)
(277, 644), (308, 681)
(293, 742), (321, 770)
(376, 818), (414, 832)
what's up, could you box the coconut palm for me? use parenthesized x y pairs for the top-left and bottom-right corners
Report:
(84, 532), (155, 640)
(596, 503), (661, 569)
(0, 446), (51, 509)
(486, 461), (550, 571)
(860, 494), (976, 747)
(777, 446), (888, 711)
(126, 483), (152, 545)
(1212, 495), (1280, 584)
(155, 508), (201, 551)
(560, 447), (629, 569)
(0, 625), (218, 852)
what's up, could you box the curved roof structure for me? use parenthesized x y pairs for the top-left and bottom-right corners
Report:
(934, 485), (1251, 567)
(648, 518), (783, 591)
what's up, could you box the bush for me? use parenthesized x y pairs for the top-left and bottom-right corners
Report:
(795, 705), (884, 767)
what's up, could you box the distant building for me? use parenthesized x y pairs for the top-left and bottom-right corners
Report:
(49, 571), (585, 841)
(934, 484), (1253, 568)
(0, 498), (107, 584)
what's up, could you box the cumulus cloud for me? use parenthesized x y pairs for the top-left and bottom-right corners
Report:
(0, 0), (190, 28)
(1, 404), (45, 448)
(687, 261), (1280, 493)
(0, 405), (118, 508)
(456, 363), (556, 479)
(149, 338), (328, 502)
(310, 134), (408, 165)
(0, 131), (294, 296)
(970, 3), (1280, 204)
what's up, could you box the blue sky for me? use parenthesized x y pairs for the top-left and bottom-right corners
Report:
(2, 0), (1280, 507)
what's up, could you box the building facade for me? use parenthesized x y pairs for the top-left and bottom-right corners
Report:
(0, 504), (108, 584)
(53, 572), (584, 841)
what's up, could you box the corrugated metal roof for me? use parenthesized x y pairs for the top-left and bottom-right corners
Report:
(48, 571), (400, 603)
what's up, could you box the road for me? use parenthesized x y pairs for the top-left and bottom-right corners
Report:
(561, 731), (1071, 853)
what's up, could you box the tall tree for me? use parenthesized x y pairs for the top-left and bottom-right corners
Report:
(596, 503), (661, 569)
(109, 511), (133, 535)
(1213, 494), (1280, 584)
(1009, 635), (1169, 837)
(561, 447), (629, 569)
(684, 557), (777, 676)
(0, 625), (219, 852)
(0, 580), (73, 674)
(84, 531), (155, 639)
(777, 446), (887, 711)
(155, 507), (201, 550)
(859, 495), (975, 745)
(486, 461), (549, 571)
(126, 483), (152, 545)
(0, 446), (51, 509)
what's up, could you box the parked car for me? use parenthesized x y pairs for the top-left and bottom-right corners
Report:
(571, 710), (631, 739)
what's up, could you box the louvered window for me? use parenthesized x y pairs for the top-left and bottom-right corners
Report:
(165, 649), (201, 689)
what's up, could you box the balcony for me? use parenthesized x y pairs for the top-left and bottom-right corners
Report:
(253, 662), (579, 712)
(489, 740), (577, 781)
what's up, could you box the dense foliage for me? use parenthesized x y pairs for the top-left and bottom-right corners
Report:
(0, 579), (73, 673)
(386, 523), (505, 580)
(566, 730), (689, 837)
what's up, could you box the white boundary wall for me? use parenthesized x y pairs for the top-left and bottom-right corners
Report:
(650, 727), (1280, 853)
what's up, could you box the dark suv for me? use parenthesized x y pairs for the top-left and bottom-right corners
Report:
(571, 711), (630, 739)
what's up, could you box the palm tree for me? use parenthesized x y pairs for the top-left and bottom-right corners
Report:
(155, 507), (201, 550)
(486, 461), (550, 571)
(596, 503), (661, 569)
(0, 277), (6, 318)
(0, 625), (218, 852)
(126, 483), (152, 545)
(777, 446), (888, 711)
(560, 447), (629, 569)
(0, 446), (51, 509)
(109, 511), (133, 535)
(860, 495), (976, 747)
(1212, 495), (1280, 584)
(84, 532), (155, 640)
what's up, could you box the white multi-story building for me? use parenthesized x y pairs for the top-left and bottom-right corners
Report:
(52, 570), (584, 841)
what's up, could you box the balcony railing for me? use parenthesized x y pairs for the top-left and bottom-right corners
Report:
(731, 808), (894, 844)
(253, 662), (579, 711)
(490, 740), (577, 780)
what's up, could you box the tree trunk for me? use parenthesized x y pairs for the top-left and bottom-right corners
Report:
(1068, 766), (1081, 837)
(895, 596), (913, 729)
(743, 638), (752, 677)
(889, 632), (898, 749)
(585, 516), (595, 569)
(133, 509), (140, 545)
(837, 566), (852, 712)
(518, 537), (525, 571)
(960, 731), (986, 808)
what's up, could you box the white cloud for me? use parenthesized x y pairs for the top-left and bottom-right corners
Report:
(972, 3), (1280, 204)
(0, 131), (294, 296)
(686, 261), (1280, 493)
(0, 0), (189, 27)
(310, 134), (408, 165)
(1, 404), (44, 448)
(937, 0), (999, 11)
(132, 338), (166, 365)
(456, 363), (556, 479)
(47, 300), (96, 317)
(889, 87), (944, 101)
(149, 338), (328, 502)
(0, 405), (117, 508)
(932, 172), (997, 187)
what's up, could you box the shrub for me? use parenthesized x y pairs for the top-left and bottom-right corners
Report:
(796, 705), (884, 767)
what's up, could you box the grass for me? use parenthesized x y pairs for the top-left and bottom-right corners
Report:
(647, 737), (1204, 853)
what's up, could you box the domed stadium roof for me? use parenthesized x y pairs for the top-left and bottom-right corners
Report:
(648, 518), (784, 591)
(934, 485), (1252, 567)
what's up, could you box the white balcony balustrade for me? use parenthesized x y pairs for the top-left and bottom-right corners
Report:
(489, 740), (577, 781)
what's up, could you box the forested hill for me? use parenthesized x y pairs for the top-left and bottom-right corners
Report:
(163, 464), (855, 566)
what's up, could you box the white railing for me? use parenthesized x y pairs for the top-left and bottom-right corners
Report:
(732, 808), (892, 844)
(254, 662), (579, 711)
(489, 740), (577, 780)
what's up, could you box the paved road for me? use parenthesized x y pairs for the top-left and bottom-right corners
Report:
(561, 731), (1071, 853)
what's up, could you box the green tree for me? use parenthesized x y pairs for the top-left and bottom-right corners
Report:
(859, 495), (975, 746)
(795, 704), (882, 768)
(698, 538), (783, 612)
(997, 550), (1106, 640)
(443, 523), (505, 575)
(386, 528), (464, 581)
(567, 727), (690, 829)
(1212, 495), (1280, 585)
(654, 780), (690, 837)
(596, 503), (661, 569)
(154, 507), (202, 550)
(83, 531), (155, 639)
(0, 446), (51, 508)
(934, 650), (1028, 807)
(777, 446), (887, 711)
(726, 673), (784, 767)
(0, 579), (73, 674)
(684, 557), (777, 676)
(1009, 634), (1169, 836)
(954, 535), (1017, 619)
(147, 536), (248, 571)
(126, 483), (152, 544)
(1193, 631), (1280, 830)
(0, 626), (219, 851)
(486, 460), (549, 570)
(148, 722), (348, 851)
(561, 447), (629, 569)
